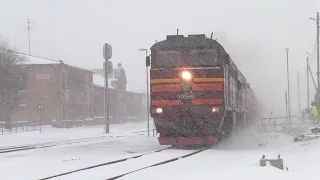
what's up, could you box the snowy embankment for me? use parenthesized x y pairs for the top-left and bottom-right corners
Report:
(1, 121), (319, 180)
(121, 124), (320, 180)
(0, 121), (155, 147)
(0, 120), (161, 180)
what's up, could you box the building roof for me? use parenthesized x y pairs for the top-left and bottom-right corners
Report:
(19, 55), (143, 93)
(19, 56), (93, 73)
(21, 55), (60, 65)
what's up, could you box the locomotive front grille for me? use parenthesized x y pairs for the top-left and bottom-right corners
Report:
(179, 115), (194, 127)
(181, 99), (192, 104)
(181, 83), (192, 92)
(179, 82), (193, 104)
(177, 115), (207, 136)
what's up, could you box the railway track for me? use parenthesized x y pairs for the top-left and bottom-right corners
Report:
(0, 130), (152, 154)
(38, 146), (210, 180)
(0, 136), (115, 154)
(105, 147), (209, 180)
(0, 145), (36, 153)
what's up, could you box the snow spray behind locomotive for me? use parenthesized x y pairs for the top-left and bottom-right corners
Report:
(149, 34), (259, 145)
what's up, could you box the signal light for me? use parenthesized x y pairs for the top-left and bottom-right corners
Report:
(181, 71), (191, 81)
(156, 108), (163, 114)
(146, 56), (151, 67)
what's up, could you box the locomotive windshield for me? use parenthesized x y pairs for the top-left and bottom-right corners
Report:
(189, 49), (218, 67)
(155, 50), (183, 67)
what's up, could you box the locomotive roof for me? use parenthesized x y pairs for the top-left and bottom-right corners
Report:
(151, 34), (223, 50)
(151, 33), (251, 86)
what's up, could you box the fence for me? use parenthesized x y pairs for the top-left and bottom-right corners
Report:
(257, 115), (312, 134)
(51, 116), (144, 128)
(0, 121), (42, 135)
(0, 116), (145, 135)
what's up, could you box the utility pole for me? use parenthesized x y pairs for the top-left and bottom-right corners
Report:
(147, 53), (150, 137)
(138, 48), (150, 137)
(297, 70), (301, 112)
(145, 50), (150, 137)
(307, 52), (310, 109)
(308, 63), (317, 90)
(285, 91), (288, 119)
(26, 16), (35, 54)
(317, 12), (319, 88)
(309, 12), (320, 87)
(285, 48), (291, 124)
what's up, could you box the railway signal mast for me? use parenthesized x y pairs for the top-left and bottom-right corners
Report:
(103, 43), (112, 134)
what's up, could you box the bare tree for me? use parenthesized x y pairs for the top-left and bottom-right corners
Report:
(0, 37), (27, 129)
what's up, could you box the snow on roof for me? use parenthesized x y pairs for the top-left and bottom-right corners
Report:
(93, 74), (116, 89)
(21, 55), (60, 65)
(126, 87), (143, 94)
(93, 74), (143, 93)
(19, 55), (93, 73)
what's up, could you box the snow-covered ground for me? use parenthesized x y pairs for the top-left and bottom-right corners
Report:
(0, 121), (155, 147)
(54, 148), (194, 180)
(122, 125), (320, 180)
(0, 120), (160, 180)
(0, 121), (319, 180)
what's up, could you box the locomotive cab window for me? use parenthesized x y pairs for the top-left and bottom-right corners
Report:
(155, 50), (183, 67)
(189, 49), (218, 67)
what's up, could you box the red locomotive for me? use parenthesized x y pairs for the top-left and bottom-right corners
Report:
(149, 34), (259, 146)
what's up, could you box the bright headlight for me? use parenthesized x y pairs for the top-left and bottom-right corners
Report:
(212, 107), (218, 113)
(182, 71), (191, 80)
(156, 108), (163, 114)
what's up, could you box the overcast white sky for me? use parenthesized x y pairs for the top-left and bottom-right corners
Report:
(0, 0), (319, 116)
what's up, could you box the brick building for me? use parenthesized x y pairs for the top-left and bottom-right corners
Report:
(11, 63), (93, 124)
(0, 68), (23, 124)
(9, 56), (146, 126)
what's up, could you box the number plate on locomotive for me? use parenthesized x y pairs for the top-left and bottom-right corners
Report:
(177, 94), (195, 99)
